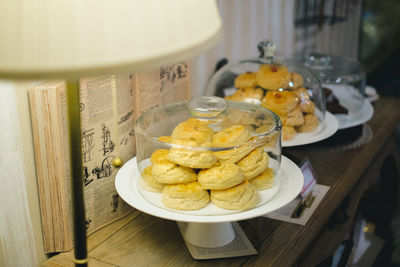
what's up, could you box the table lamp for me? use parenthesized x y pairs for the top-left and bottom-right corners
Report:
(0, 1), (221, 266)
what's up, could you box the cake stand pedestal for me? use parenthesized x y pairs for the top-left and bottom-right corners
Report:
(178, 222), (234, 248)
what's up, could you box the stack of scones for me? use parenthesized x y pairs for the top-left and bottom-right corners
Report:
(225, 64), (319, 141)
(139, 118), (275, 211)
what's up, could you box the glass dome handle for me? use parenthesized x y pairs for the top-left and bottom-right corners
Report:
(257, 40), (276, 61)
(188, 96), (227, 118)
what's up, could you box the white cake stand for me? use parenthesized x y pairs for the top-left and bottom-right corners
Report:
(115, 156), (304, 248)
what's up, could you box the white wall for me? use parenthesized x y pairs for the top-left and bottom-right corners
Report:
(190, 0), (362, 97)
(190, 0), (297, 97)
(295, 1), (362, 57)
(0, 81), (45, 266)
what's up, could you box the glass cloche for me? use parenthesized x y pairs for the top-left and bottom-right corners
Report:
(135, 96), (282, 213)
(294, 52), (366, 124)
(205, 40), (325, 142)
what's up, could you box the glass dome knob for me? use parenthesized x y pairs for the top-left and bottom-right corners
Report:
(188, 96), (227, 118)
(257, 39), (276, 59)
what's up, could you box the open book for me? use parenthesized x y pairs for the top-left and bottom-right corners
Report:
(29, 63), (190, 253)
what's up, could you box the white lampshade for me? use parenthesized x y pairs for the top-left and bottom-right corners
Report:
(0, 0), (221, 79)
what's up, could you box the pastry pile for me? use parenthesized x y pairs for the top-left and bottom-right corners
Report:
(225, 64), (319, 141)
(140, 118), (275, 211)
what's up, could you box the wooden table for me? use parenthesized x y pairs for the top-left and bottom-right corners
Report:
(46, 96), (400, 267)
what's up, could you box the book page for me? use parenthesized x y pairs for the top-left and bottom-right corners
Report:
(29, 81), (74, 252)
(160, 62), (191, 105)
(55, 85), (74, 250)
(79, 74), (135, 234)
(134, 62), (191, 119)
(29, 63), (191, 252)
(115, 74), (137, 165)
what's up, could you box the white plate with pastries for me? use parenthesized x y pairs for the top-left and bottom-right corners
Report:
(323, 84), (374, 130)
(282, 111), (339, 147)
(115, 156), (304, 223)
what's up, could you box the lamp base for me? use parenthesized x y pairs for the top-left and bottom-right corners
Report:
(66, 81), (87, 266)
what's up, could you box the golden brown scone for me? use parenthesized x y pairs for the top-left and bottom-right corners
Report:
(158, 136), (173, 143)
(258, 130), (280, 150)
(139, 166), (165, 192)
(237, 148), (269, 179)
(198, 162), (244, 190)
(234, 72), (257, 88)
(167, 138), (217, 169)
(281, 106), (304, 126)
(171, 118), (214, 144)
(293, 88), (315, 113)
(217, 108), (271, 128)
(249, 167), (274, 190)
(282, 125), (297, 141)
(261, 91), (298, 117)
(225, 87), (264, 104)
(150, 149), (197, 184)
(255, 64), (291, 90)
(162, 182), (210, 210)
(213, 143), (254, 163)
(293, 87), (311, 100)
(168, 148), (217, 169)
(212, 125), (252, 148)
(299, 99), (315, 114)
(150, 149), (171, 164)
(287, 72), (304, 89)
(210, 180), (259, 210)
(297, 114), (319, 133)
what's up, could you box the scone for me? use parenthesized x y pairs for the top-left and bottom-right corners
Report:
(198, 162), (244, 190)
(219, 109), (268, 127)
(287, 72), (304, 89)
(158, 136), (173, 143)
(171, 118), (214, 144)
(282, 125), (296, 141)
(162, 182), (210, 210)
(255, 64), (291, 90)
(261, 91), (298, 116)
(212, 125), (252, 148)
(225, 87), (264, 104)
(234, 72), (257, 88)
(210, 180), (259, 210)
(293, 87), (311, 100)
(281, 106), (304, 127)
(257, 130), (280, 150)
(150, 149), (197, 184)
(213, 143), (254, 163)
(297, 114), (319, 133)
(167, 138), (217, 169)
(299, 99), (315, 114)
(237, 147), (269, 179)
(249, 167), (274, 190)
(294, 88), (315, 113)
(139, 166), (165, 192)
(150, 149), (171, 164)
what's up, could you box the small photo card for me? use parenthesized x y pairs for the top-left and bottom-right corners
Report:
(300, 158), (317, 199)
(263, 158), (329, 225)
(263, 184), (330, 225)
